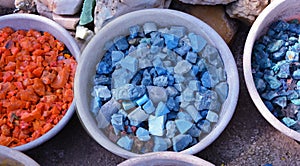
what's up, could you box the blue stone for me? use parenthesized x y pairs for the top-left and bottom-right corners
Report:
(166, 97), (179, 111)
(111, 51), (124, 66)
(163, 33), (179, 49)
(291, 99), (300, 106)
(186, 105), (202, 122)
(188, 80), (201, 91)
(117, 136), (133, 151)
(200, 110), (208, 118)
(177, 112), (193, 122)
(142, 100), (155, 114)
(197, 119), (211, 133)
(129, 25), (140, 38)
(166, 86), (179, 97)
(261, 90), (279, 100)
(175, 119), (193, 134)
(273, 96), (287, 108)
(155, 66), (167, 75)
(153, 137), (170, 152)
(174, 42), (191, 56)
(201, 71), (211, 88)
(155, 102), (170, 117)
(135, 94), (149, 106)
(267, 40), (284, 53)
(93, 74), (111, 85)
(277, 63), (290, 78)
(286, 50), (299, 61)
(190, 65), (199, 76)
(114, 36), (129, 51)
(150, 45), (160, 54)
(153, 75), (168, 87)
(152, 57), (164, 67)
(128, 85), (146, 100)
(111, 113), (124, 135)
(188, 33), (207, 52)
(172, 134), (193, 152)
(270, 20), (289, 32)
(92, 85), (111, 101)
(167, 74), (175, 86)
(120, 56), (138, 73)
(188, 124), (201, 137)
(263, 101), (274, 112)
(136, 127), (151, 141)
(182, 88), (195, 102)
(263, 75), (282, 89)
(282, 117), (297, 127)
(174, 60), (192, 74)
(148, 115), (166, 136)
(215, 82), (228, 103)
(96, 61), (113, 75)
(186, 51), (198, 64)
(91, 97), (101, 116)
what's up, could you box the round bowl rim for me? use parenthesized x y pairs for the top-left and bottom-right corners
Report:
(75, 8), (239, 158)
(243, 0), (300, 141)
(0, 13), (80, 151)
(0, 145), (39, 165)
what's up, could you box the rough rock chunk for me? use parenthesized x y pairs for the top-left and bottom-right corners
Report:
(226, 0), (270, 25)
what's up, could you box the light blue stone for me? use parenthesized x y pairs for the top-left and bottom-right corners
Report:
(215, 82), (228, 103)
(174, 60), (192, 74)
(117, 136), (133, 151)
(111, 51), (124, 66)
(261, 90), (279, 100)
(206, 110), (219, 123)
(128, 107), (149, 126)
(148, 115), (166, 136)
(182, 87), (195, 102)
(153, 137), (170, 152)
(122, 100), (136, 111)
(96, 99), (121, 128)
(136, 127), (151, 141)
(92, 85), (111, 101)
(273, 96), (287, 108)
(143, 22), (157, 34)
(136, 94), (149, 106)
(112, 84), (132, 100)
(282, 117), (297, 127)
(291, 99), (300, 106)
(147, 86), (168, 105)
(186, 51), (198, 64)
(166, 121), (177, 138)
(172, 134), (193, 152)
(175, 119), (193, 134)
(120, 55), (138, 73)
(118, 109), (128, 118)
(174, 83), (185, 92)
(166, 86), (179, 97)
(153, 75), (168, 87)
(293, 69), (300, 79)
(111, 113), (124, 135)
(201, 45), (223, 68)
(174, 74), (185, 83)
(198, 120), (211, 133)
(150, 45), (161, 54)
(152, 57), (164, 67)
(186, 105), (202, 122)
(169, 26), (186, 38)
(91, 97), (101, 116)
(111, 68), (134, 88)
(166, 97), (179, 111)
(188, 33), (207, 52)
(155, 102), (170, 117)
(188, 80), (201, 91)
(142, 100), (155, 114)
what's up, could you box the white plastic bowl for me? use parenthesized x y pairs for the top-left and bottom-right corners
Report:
(117, 152), (214, 166)
(0, 145), (39, 165)
(75, 9), (239, 158)
(243, 0), (300, 141)
(0, 14), (80, 151)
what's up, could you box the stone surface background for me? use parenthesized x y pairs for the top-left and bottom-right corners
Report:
(1, 0), (300, 165)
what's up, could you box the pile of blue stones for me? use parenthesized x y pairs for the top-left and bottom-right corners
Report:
(252, 19), (300, 132)
(91, 22), (229, 153)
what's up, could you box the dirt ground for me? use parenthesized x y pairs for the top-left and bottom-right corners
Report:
(1, 5), (300, 166)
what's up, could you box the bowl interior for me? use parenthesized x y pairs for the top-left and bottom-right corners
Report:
(0, 145), (39, 165)
(243, 0), (300, 141)
(75, 9), (239, 158)
(0, 13), (80, 151)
